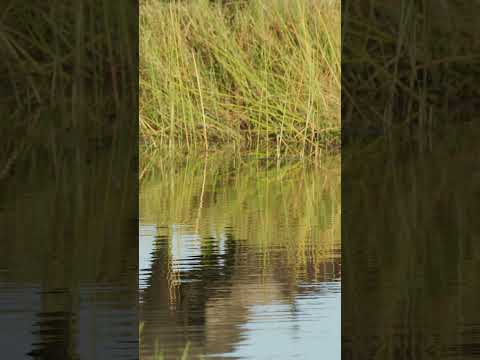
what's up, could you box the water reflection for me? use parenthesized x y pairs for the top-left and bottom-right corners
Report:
(342, 125), (480, 358)
(140, 157), (341, 359)
(0, 153), (138, 359)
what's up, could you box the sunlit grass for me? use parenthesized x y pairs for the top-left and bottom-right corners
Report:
(141, 321), (193, 360)
(140, 0), (340, 158)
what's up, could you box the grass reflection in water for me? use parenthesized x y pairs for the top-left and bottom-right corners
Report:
(139, 155), (340, 359)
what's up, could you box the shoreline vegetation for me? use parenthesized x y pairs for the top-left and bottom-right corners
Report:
(140, 0), (340, 160)
(1, 2), (137, 182)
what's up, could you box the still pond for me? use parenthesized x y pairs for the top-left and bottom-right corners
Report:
(139, 156), (341, 359)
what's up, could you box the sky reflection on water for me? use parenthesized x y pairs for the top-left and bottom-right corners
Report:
(139, 158), (340, 359)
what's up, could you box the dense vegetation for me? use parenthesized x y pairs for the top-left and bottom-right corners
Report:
(140, 0), (340, 159)
(1, 1), (137, 180)
(342, 0), (480, 144)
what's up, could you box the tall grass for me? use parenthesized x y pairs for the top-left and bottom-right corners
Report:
(342, 0), (480, 145)
(140, 0), (340, 158)
(0, 1), (137, 180)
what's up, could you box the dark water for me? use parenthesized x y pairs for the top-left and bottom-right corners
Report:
(139, 158), (340, 359)
(342, 125), (480, 359)
(0, 155), (138, 359)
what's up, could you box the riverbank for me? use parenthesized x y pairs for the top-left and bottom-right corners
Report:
(140, 0), (340, 159)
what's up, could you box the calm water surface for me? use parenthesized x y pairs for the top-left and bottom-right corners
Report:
(342, 126), (480, 359)
(0, 155), (138, 359)
(139, 157), (341, 359)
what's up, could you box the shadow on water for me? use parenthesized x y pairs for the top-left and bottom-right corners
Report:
(0, 139), (138, 359)
(342, 124), (480, 359)
(139, 156), (341, 359)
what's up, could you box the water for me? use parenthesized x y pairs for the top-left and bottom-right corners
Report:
(342, 125), (480, 358)
(0, 154), (138, 359)
(139, 157), (341, 359)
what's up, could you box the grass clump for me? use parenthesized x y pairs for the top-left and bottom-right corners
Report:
(140, 0), (340, 158)
(0, 1), (138, 180)
(342, 0), (480, 145)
